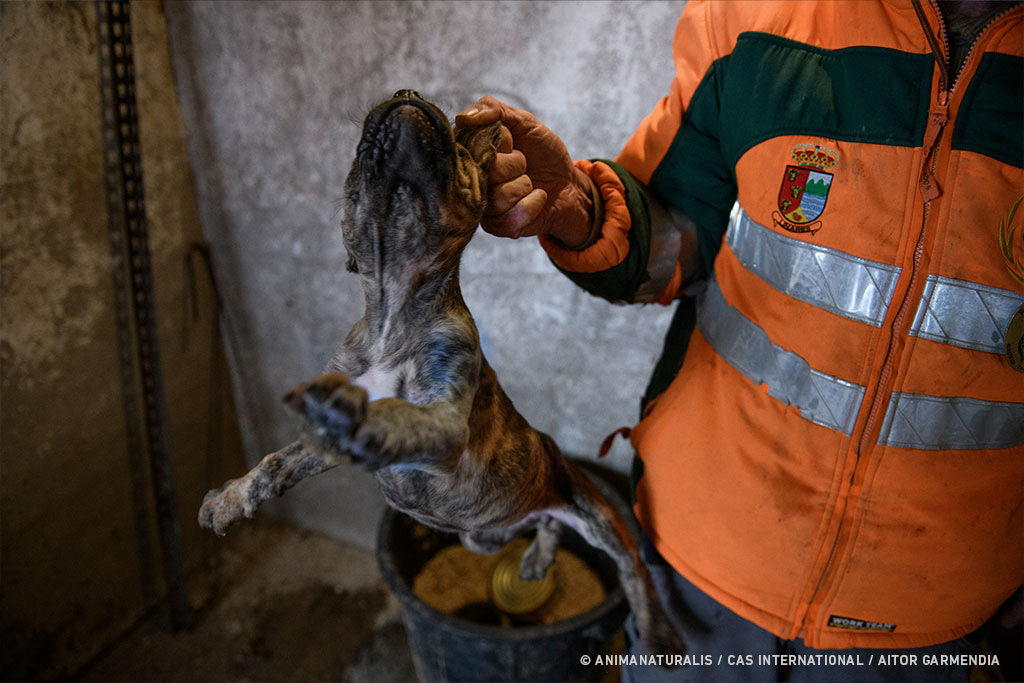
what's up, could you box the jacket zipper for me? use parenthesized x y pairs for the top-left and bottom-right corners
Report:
(857, 0), (1021, 456)
(856, 1), (949, 457)
(798, 0), (1020, 642)
(946, 2), (1021, 94)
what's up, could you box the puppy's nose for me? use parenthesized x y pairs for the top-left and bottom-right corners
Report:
(394, 89), (422, 100)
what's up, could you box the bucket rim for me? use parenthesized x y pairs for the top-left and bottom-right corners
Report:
(375, 467), (635, 642)
(376, 504), (627, 642)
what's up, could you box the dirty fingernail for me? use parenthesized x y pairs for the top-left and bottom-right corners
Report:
(457, 107), (479, 119)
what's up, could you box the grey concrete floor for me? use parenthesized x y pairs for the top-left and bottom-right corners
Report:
(79, 519), (416, 682)
(75, 463), (635, 682)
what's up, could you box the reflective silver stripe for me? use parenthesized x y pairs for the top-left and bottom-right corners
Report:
(699, 278), (1024, 449)
(878, 393), (1024, 450)
(909, 274), (1024, 353)
(698, 279), (866, 435)
(726, 205), (1024, 352)
(726, 204), (900, 326)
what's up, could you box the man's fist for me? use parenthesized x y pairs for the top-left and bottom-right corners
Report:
(456, 96), (594, 248)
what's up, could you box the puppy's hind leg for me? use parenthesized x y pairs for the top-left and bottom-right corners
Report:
(461, 516), (561, 583)
(460, 515), (537, 556)
(519, 516), (562, 581)
(552, 468), (687, 662)
(461, 517), (562, 581)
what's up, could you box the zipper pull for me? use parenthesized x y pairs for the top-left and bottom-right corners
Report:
(919, 91), (949, 202)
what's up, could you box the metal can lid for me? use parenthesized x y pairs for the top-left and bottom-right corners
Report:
(490, 545), (555, 615)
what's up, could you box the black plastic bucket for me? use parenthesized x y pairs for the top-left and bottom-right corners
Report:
(376, 473), (630, 683)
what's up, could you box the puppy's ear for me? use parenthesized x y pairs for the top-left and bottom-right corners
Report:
(454, 121), (502, 171)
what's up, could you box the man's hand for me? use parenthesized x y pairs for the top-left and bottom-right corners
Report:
(456, 96), (594, 248)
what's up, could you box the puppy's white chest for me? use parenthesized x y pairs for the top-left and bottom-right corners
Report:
(354, 366), (401, 402)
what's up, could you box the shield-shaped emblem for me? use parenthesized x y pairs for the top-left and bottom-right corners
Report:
(778, 165), (833, 224)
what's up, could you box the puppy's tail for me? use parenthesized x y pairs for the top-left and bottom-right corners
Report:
(555, 457), (687, 660)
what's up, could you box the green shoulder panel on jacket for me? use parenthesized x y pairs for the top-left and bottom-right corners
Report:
(550, 159), (652, 303)
(649, 32), (936, 273)
(717, 33), (934, 163)
(953, 53), (1024, 169)
(649, 54), (737, 277)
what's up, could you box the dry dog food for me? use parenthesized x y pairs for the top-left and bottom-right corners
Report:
(413, 538), (606, 626)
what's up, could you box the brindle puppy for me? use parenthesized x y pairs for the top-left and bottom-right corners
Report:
(199, 90), (684, 657)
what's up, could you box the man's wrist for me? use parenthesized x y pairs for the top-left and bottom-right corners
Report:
(549, 168), (603, 250)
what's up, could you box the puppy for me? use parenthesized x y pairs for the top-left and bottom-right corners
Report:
(199, 89), (684, 657)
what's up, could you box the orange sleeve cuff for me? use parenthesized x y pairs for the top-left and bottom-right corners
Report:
(539, 160), (632, 274)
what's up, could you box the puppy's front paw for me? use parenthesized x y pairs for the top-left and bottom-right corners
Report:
(284, 373), (368, 449)
(198, 479), (255, 536)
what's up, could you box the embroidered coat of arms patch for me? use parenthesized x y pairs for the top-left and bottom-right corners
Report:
(773, 144), (838, 234)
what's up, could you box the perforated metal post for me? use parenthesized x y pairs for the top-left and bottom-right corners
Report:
(96, 0), (191, 631)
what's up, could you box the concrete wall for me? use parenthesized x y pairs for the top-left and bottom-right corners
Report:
(165, 0), (683, 550)
(1, 2), (245, 678)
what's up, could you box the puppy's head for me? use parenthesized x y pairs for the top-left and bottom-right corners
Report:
(342, 90), (501, 277)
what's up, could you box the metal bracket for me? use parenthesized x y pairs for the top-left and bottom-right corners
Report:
(96, 0), (191, 631)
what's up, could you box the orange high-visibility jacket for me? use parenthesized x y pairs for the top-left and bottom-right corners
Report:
(543, 0), (1024, 649)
